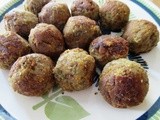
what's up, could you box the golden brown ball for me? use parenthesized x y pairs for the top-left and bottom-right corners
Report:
(63, 16), (101, 49)
(99, 58), (149, 108)
(9, 53), (55, 96)
(4, 10), (38, 38)
(122, 20), (159, 54)
(89, 35), (129, 67)
(71, 0), (99, 21)
(0, 31), (31, 69)
(53, 48), (95, 91)
(29, 23), (65, 58)
(99, 0), (130, 31)
(39, 1), (71, 31)
(24, 0), (51, 15)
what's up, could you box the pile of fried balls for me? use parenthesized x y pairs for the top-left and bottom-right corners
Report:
(0, 0), (159, 108)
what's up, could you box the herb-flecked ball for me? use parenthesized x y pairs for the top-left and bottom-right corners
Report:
(71, 0), (99, 21)
(53, 48), (95, 91)
(24, 0), (51, 16)
(9, 53), (55, 96)
(29, 23), (65, 58)
(122, 20), (159, 54)
(39, 1), (71, 31)
(99, 0), (130, 31)
(4, 10), (38, 38)
(63, 16), (101, 49)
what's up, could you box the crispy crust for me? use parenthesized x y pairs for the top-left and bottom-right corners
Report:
(99, 58), (149, 108)
(0, 31), (31, 69)
(9, 53), (55, 96)
(89, 35), (129, 66)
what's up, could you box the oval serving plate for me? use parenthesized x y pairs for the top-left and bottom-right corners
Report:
(0, 0), (160, 120)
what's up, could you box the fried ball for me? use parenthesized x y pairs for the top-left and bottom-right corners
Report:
(29, 23), (65, 58)
(0, 31), (31, 69)
(122, 20), (159, 54)
(24, 0), (51, 15)
(39, 1), (71, 31)
(63, 16), (101, 49)
(99, 0), (130, 31)
(53, 48), (95, 91)
(89, 35), (129, 67)
(99, 58), (149, 108)
(71, 0), (99, 21)
(9, 53), (55, 96)
(4, 10), (38, 38)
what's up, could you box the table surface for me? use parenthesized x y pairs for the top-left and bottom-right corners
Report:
(151, 0), (160, 7)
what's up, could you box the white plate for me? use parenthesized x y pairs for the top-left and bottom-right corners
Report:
(0, 0), (160, 120)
